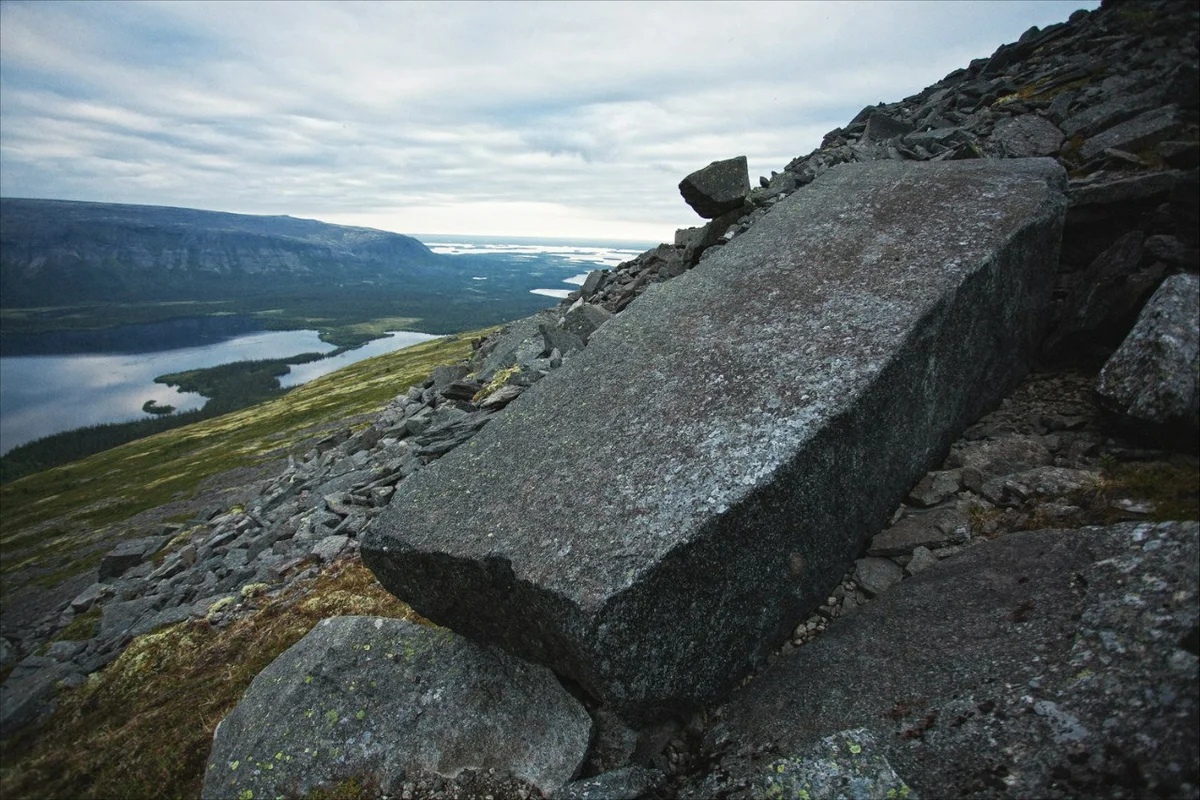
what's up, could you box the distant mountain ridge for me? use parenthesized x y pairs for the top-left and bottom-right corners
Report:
(0, 198), (454, 306)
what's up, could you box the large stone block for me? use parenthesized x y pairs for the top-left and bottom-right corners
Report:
(363, 159), (1066, 723)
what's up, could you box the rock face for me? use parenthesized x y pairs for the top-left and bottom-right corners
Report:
(678, 156), (750, 218)
(682, 521), (1200, 799)
(202, 616), (592, 799)
(362, 158), (1067, 723)
(1097, 272), (1200, 439)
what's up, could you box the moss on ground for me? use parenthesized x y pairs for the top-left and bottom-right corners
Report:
(1092, 458), (1200, 523)
(0, 560), (426, 800)
(52, 608), (102, 642)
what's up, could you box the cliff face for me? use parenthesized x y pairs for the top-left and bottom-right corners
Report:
(0, 198), (442, 305)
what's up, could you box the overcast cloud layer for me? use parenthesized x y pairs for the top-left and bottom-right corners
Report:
(0, 0), (1099, 242)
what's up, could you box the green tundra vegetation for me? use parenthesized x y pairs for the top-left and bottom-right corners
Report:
(0, 560), (426, 800)
(0, 329), (489, 598)
(0, 329), (492, 799)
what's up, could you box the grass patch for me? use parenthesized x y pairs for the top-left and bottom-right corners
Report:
(1090, 459), (1200, 523)
(0, 330), (494, 593)
(53, 607), (102, 642)
(0, 560), (426, 800)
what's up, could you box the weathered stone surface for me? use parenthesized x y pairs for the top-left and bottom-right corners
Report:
(69, 581), (112, 613)
(202, 616), (591, 800)
(682, 728), (917, 800)
(1079, 104), (1183, 162)
(993, 114), (1064, 157)
(1068, 169), (1180, 208)
(685, 522), (1199, 799)
(678, 156), (750, 219)
(310, 534), (350, 562)
(99, 595), (163, 640)
(553, 766), (666, 800)
(862, 113), (913, 144)
(97, 536), (166, 580)
(906, 469), (961, 507)
(905, 545), (939, 575)
(560, 302), (613, 342)
(0, 656), (76, 737)
(364, 159), (1066, 723)
(1097, 273), (1200, 437)
(868, 508), (967, 557)
(478, 384), (524, 410)
(853, 557), (905, 597)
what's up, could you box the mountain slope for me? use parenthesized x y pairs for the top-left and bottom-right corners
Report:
(1, 199), (470, 306)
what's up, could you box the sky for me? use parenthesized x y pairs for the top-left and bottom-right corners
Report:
(0, 0), (1100, 243)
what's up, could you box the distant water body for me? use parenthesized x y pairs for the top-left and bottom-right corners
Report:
(0, 318), (438, 455)
(0, 235), (656, 456)
(417, 235), (652, 300)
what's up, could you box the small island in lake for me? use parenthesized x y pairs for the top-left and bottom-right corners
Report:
(141, 400), (176, 416)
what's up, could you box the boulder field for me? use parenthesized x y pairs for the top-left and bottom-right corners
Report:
(1, 1), (1195, 798)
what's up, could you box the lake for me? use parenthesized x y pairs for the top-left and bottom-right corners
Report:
(421, 235), (650, 299)
(0, 318), (438, 455)
(0, 235), (656, 457)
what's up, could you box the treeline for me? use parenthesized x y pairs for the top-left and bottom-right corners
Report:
(0, 355), (326, 484)
(156, 353), (326, 410)
(1, 410), (212, 484)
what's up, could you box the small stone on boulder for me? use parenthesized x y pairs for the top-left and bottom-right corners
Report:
(854, 557), (905, 597)
(561, 303), (613, 342)
(679, 156), (751, 219)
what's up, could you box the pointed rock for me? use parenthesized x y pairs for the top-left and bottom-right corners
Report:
(1097, 273), (1200, 438)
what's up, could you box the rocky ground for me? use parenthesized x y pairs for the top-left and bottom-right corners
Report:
(2, 0), (1198, 797)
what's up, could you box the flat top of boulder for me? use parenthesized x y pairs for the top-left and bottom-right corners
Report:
(370, 159), (1066, 611)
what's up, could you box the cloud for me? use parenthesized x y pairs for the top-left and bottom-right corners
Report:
(0, 0), (1100, 241)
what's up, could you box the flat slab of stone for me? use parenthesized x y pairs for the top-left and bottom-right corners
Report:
(363, 159), (1066, 723)
(202, 616), (591, 799)
(681, 521), (1199, 798)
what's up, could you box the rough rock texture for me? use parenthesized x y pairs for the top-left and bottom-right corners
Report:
(363, 158), (1067, 723)
(4, 0), (1197, 789)
(678, 156), (751, 219)
(0, 656), (80, 736)
(682, 521), (1199, 799)
(1097, 272), (1200, 439)
(685, 728), (917, 800)
(201, 616), (591, 799)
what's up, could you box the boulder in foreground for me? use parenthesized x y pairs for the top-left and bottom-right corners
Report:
(363, 158), (1067, 723)
(202, 616), (591, 799)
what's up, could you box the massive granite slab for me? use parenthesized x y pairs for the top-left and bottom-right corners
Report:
(362, 159), (1067, 723)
